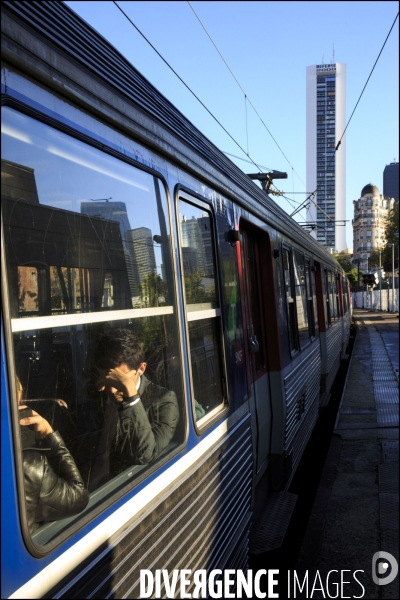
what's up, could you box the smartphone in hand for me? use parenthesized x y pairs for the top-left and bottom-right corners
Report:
(19, 407), (36, 448)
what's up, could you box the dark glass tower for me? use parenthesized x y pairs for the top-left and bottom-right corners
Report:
(383, 162), (399, 201)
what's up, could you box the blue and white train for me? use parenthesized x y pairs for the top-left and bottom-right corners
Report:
(1, 1), (351, 597)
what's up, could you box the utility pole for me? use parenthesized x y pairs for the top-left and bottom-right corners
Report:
(395, 232), (399, 314)
(379, 250), (382, 311)
(387, 243), (395, 312)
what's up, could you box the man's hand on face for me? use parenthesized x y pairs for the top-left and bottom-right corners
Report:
(97, 365), (140, 401)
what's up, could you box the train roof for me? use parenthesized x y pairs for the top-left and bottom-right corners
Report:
(1, 0), (343, 271)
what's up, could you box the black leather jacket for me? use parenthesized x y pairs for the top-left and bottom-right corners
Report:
(23, 431), (89, 532)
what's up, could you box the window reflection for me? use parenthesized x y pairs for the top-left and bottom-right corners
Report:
(282, 248), (298, 352)
(2, 108), (184, 545)
(293, 251), (309, 348)
(2, 109), (173, 316)
(178, 200), (225, 424)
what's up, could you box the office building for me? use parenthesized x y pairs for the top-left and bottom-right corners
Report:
(352, 183), (394, 270)
(125, 227), (157, 291)
(197, 215), (214, 277)
(383, 161), (399, 202)
(180, 216), (206, 276)
(80, 200), (137, 296)
(306, 62), (346, 251)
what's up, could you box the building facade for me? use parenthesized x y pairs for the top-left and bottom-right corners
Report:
(180, 216), (206, 276)
(306, 63), (346, 251)
(80, 200), (137, 296)
(383, 161), (399, 202)
(352, 184), (394, 270)
(125, 226), (157, 291)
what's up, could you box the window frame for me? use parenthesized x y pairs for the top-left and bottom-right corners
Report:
(324, 267), (332, 327)
(281, 243), (299, 355)
(292, 249), (311, 350)
(1, 100), (189, 556)
(305, 256), (316, 339)
(175, 186), (229, 434)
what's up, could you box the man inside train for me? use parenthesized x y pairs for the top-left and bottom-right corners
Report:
(88, 328), (179, 491)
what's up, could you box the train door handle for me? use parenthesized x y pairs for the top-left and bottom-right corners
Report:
(249, 335), (259, 354)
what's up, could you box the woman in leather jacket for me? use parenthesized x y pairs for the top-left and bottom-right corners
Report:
(18, 381), (89, 533)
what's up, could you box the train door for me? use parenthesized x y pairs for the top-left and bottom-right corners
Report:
(239, 226), (272, 477)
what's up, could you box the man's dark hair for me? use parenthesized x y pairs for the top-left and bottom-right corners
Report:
(94, 329), (145, 371)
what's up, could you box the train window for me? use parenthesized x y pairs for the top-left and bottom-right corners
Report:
(2, 107), (185, 546)
(293, 251), (310, 348)
(333, 272), (339, 320)
(336, 274), (341, 317)
(304, 258), (316, 338)
(327, 270), (337, 322)
(178, 198), (226, 426)
(342, 278), (348, 314)
(324, 268), (332, 327)
(282, 247), (299, 353)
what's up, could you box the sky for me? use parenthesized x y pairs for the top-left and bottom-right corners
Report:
(64, 1), (399, 248)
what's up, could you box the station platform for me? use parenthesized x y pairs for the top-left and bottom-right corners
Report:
(296, 310), (399, 599)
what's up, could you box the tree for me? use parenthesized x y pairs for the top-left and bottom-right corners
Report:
(382, 201), (399, 267)
(333, 253), (353, 273)
(367, 249), (383, 269)
(184, 270), (215, 304)
(333, 253), (363, 291)
(346, 267), (363, 292)
(137, 272), (168, 308)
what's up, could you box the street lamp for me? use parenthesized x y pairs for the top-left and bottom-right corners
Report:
(386, 243), (395, 312)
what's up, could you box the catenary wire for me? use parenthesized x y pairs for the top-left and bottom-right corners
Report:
(187, 0), (307, 191)
(112, 1), (264, 176)
(336, 11), (399, 150)
(306, 11), (399, 234)
(222, 151), (273, 172)
(112, 1), (297, 212)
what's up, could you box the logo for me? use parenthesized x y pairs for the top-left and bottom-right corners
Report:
(372, 552), (398, 586)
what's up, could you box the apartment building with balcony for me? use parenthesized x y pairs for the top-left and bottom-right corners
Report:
(306, 62), (346, 251)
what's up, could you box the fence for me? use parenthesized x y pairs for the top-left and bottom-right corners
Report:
(351, 289), (399, 312)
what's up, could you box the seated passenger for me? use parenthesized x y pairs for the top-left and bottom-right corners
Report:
(88, 329), (179, 491)
(17, 378), (89, 533)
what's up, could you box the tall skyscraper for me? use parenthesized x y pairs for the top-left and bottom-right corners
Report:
(80, 200), (137, 296)
(197, 215), (214, 277)
(383, 161), (399, 201)
(180, 216), (206, 275)
(125, 227), (157, 290)
(306, 63), (346, 251)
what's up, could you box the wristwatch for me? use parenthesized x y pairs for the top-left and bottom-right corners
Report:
(120, 394), (140, 408)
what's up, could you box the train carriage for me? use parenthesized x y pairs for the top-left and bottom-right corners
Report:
(1, 2), (351, 598)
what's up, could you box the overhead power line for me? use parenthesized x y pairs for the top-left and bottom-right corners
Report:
(187, 0), (306, 190)
(112, 1), (297, 211)
(112, 1), (263, 176)
(336, 11), (399, 151)
(305, 11), (399, 233)
(221, 151), (273, 172)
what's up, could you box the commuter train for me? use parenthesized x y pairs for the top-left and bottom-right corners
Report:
(1, 1), (351, 598)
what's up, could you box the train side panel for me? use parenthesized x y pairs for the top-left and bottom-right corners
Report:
(1, 2), (351, 597)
